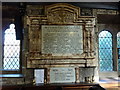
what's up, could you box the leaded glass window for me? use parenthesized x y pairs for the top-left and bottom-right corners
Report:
(99, 30), (113, 71)
(3, 24), (20, 70)
(117, 32), (120, 71)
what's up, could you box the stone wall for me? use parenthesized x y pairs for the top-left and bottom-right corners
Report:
(1, 3), (119, 85)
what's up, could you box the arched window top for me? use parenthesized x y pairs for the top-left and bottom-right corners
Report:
(99, 30), (112, 38)
(4, 24), (19, 45)
(5, 24), (15, 33)
(117, 32), (120, 37)
(117, 32), (120, 48)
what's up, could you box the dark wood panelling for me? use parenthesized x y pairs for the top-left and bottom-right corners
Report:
(1, 83), (100, 90)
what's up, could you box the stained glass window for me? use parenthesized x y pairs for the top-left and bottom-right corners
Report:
(3, 24), (20, 70)
(117, 32), (120, 71)
(99, 30), (113, 71)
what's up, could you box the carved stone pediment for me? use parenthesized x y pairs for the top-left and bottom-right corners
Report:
(45, 3), (80, 24)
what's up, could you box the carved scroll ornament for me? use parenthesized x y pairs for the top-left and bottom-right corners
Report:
(45, 3), (80, 24)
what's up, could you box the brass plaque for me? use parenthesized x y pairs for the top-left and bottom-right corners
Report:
(42, 25), (83, 56)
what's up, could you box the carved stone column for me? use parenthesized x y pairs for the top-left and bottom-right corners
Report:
(75, 67), (80, 83)
(46, 68), (50, 83)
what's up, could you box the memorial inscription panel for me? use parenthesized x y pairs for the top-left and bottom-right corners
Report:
(50, 67), (75, 83)
(42, 25), (83, 55)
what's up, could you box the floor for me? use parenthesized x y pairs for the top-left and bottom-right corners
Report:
(99, 77), (120, 90)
